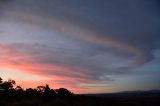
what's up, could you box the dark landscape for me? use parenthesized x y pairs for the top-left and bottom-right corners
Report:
(0, 77), (160, 106)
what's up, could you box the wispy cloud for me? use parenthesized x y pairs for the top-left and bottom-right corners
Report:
(0, 0), (160, 93)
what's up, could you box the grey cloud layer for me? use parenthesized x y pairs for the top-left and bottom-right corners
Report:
(0, 0), (160, 86)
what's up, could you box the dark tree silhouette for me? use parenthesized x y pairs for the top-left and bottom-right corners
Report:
(0, 77), (3, 91)
(0, 77), (74, 103)
(37, 85), (45, 92)
(15, 85), (24, 92)
(0, 79), (16, 91)
(0, 77), (2, 83)
(25, 88), (38, 97)
(42, 84), (57, 100)
(56, 88), (73, 97)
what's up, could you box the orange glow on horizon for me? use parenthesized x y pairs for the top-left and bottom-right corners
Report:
(0, 59), (100, 94)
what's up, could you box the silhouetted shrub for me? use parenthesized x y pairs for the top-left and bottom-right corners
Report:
(56, 88), (73, 98)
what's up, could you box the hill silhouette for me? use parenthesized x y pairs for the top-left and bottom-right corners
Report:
(0, 77), (160, 106)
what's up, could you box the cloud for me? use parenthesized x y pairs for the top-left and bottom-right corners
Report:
(0, 0), (160, 93)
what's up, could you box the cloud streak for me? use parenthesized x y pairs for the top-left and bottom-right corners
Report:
(0, 0), (160, 93)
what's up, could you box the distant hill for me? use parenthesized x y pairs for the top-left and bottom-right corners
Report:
(84, 89), (160, 98)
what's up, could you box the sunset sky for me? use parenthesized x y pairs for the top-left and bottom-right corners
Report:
(0, 0), (160, 94)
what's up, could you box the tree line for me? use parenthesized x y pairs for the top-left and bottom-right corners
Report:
(0, 77), (73, 101)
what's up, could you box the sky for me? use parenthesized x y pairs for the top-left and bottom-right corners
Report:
(0, 0), (160, 94)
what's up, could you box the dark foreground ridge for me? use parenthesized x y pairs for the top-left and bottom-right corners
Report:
(0, 77), (160, 106)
